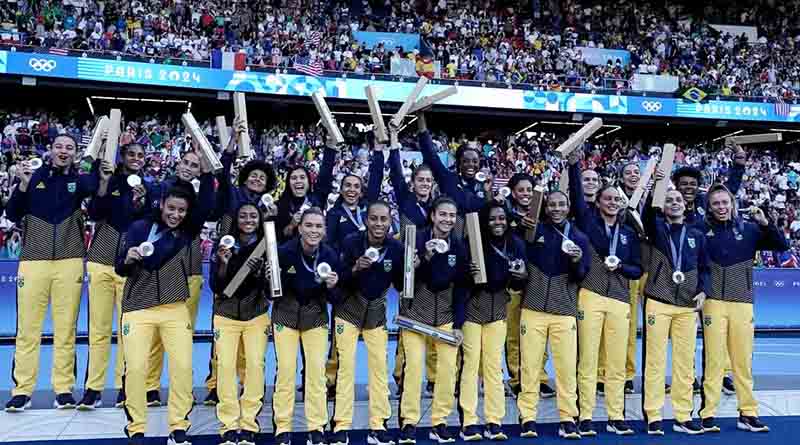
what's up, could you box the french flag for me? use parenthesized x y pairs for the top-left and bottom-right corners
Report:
(210, 49), (246, 70)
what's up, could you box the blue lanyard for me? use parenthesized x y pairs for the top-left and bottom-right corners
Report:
(147, 224), (170, 244)
(343, 204), (365, 231)
(605, 223), (620, 257)
(667, 224), (687, 272)
(416, 202), (428, 219)
(553, 221), (571, 240)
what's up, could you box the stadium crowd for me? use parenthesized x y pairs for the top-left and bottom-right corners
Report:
(1, 106), (798, 265)
(2, 0), (800, 98)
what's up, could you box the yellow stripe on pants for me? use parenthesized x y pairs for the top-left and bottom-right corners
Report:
(85, 262), (126, 391)
(13, 258), (84, 396)
(121, 302), (193, 435)
(333, 318), (391, 432)
(517, 309), (577, 423)
(399, 324), (458, 427)
(642, 298), (696, 423)
(577, 289), (630, 421)
(214, 313), (270, 435)
(506, 290), (549, 387)
(598, 274), (644, 383)
(147, 275), (203, 391)
(699, 299), (757, 418)
(273, 324), (328, 435)
(459, 320), (507, 426)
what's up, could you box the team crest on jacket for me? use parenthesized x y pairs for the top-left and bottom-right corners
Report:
(688, 237), (696, 249)
(697, 207), (706, 216)
(67, 182), (76, 193)
(287, 266), (296, 274)
(620, 234), (628, 245)
(339, 216), (347, 223)
(704, 316), (712, 327)
(647, 314), (656, 326)
(536, 236), (545, 243)
(383, 259), (393, 272)
(448, 254), (456, 267)
(16, 276), (23, 288)
(36, 182), (45, 189)
(112, 190), (121, 197)
(706, 230), (714, 237)
(122, 322), (130, 336)
(213, 329), (220, 341)
(336, 323), (344, 335)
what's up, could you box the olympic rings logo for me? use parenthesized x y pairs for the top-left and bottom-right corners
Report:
(641, 101), (663, 112)
(28, 58), (57, 72)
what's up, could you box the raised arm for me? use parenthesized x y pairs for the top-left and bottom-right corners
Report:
(366, 150), (383, 202)
(387, 149), (413, 207)
(567, 160), (591, 231)
(312, 145), (337, 205)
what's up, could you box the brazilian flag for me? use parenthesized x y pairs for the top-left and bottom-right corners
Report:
(682, 87), (708, 103)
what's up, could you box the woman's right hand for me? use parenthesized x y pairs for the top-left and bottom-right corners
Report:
(125, 246), (142, 265)
(217, 245), (232, 264)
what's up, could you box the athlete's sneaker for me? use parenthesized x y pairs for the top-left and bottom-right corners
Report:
(674, 420), (704, 435)
(520, 421), (538, 438)
(701, 417), (721, 433)
(275, 432), (292, 445)
(606, 420), (634, 435)
(307, 430), (326, 445)
(460, 425), (483, 441)
(329, 430), (349, 445)
(77, 389), (103, 410)
(203, 389), (219, 406)
(115, 389), (126, 408)
(367, 429), (395, 445)
(218, 430), (238, 445)
(4, 395), (31, 412)
(484, 423), (508, 441)
(146, 390), (162, 407)
(539, 383), (556, 398)
(168, 429), (191, 445)
(54, 393), (77, 409)
(429, 424), (455, 443)
(723, 376), (736, 395)
(129, 433), (146, 445)
(398, 425), (417, 444)
(596, 382), (605, 396)
(578, 420), (597, 437)
(558, 421), (581, 440)
(737, 416), (770, 432)
(647, 421), (664, 435)
(239, 430), (257, 445)
(624, 380), (635, 394)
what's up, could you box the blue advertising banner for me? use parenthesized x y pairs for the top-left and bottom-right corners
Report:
(575, 46), (631, 67)
(352, 31), (420, 50)
(1, 50), (799, 124)
(0, 261), (796, 337)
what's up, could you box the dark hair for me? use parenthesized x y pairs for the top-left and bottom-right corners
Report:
(116, 143), (145, 174)
(507, 173), (535, 208)
(53, 133), (79, 148)
(455, 144), (481, 170)
(367, 200), (392, 216)
(412, 163), (434, 181)
(229, 202), (265, 239)
(300, 206), (325, 225)
(428, 196), (458, 225)
(159, 183), (196, 229)
(238, 159), (278, 193)
(672, 166), (702, 184)
(479, 201), (511, 248)
(596, 184), (619, 200)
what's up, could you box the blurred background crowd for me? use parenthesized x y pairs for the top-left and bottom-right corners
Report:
(1, 0), (800, 98)
(1, 105), (799, 266)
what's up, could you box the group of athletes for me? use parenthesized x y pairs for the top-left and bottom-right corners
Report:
(1, 110), (787, 445)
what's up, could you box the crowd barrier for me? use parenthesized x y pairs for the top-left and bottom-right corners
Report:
(0, 261), (796, 338)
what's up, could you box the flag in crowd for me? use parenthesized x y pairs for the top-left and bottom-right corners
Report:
(210, 49), (246, 71)
(294, 55), (324, 77)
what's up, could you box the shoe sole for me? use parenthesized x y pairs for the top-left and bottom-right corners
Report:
(723, 388), (736, 395)
(219, 441), (237, 445)
(54, 402), (76, 409)
(460, 432), (483, 442)
(4, 400), (32, 413)
(398, 439), (416, 445)
(367, 436), (395, 445)
(76, 401), (102, 411)
(578, 428), (597, 437)
(147, 402), (162, 407)
(648, 430), (665, 436)
(606, 426), (634, 435)
(702, 426), (721, 433)
(519, 431), (538, 438)
(428, 432), (455, 443)
(737, 422), (769, 433)
(238, 440), (256, 445)
(539, 392), (556, 399)
(558, 431), (581, 440)
(673, 425), (704, 435)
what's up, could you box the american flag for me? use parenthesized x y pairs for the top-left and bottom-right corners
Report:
(294, 56), (324, 77)
(306, 31), (322, 47)
(775, 97), (792, 117)
(48, 47), (69, 56)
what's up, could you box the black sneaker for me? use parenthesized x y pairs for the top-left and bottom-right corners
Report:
(484, 423), (507, 441)
(648, 421), (664, 435)
(665, 383), (671, 394)
(77, 389), (103, 410)
(219, 430), (238, 445)
(239, 430), (257, 445)
(558, 421), (580, 440)
(701, 417), (721, 433)
(596, 382), (605, 396)
(147, 390), (162, 407)
(607, 420), (634, 435)
(539, 382), (556, 399)
(674, 420), (704, 435)
(129, 433), (146, 445)
(276, 432), (292, 445)
(329, 430), (349, 445)
(115, 388), (126, 408)
(693, 378), (702, 394)
(737, 416), (770, 432)
(460, 425), (483, 441)
(429, 424), (455, 443)
(4, 395), (31, 412)
(578, 420), (596, 437)
(624, 380), (635, 394)
(367, 429), (395, 445)
(54, 393), (77, 409)
(398, 424), (417, 444)
(168, 429), (191, 445)
(424, 381), (435, 398)
(204, 389), (219, 406)
(520, 421), (538, 438)
(723, 376), (736, 395)
(307, 429), (326, 445)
